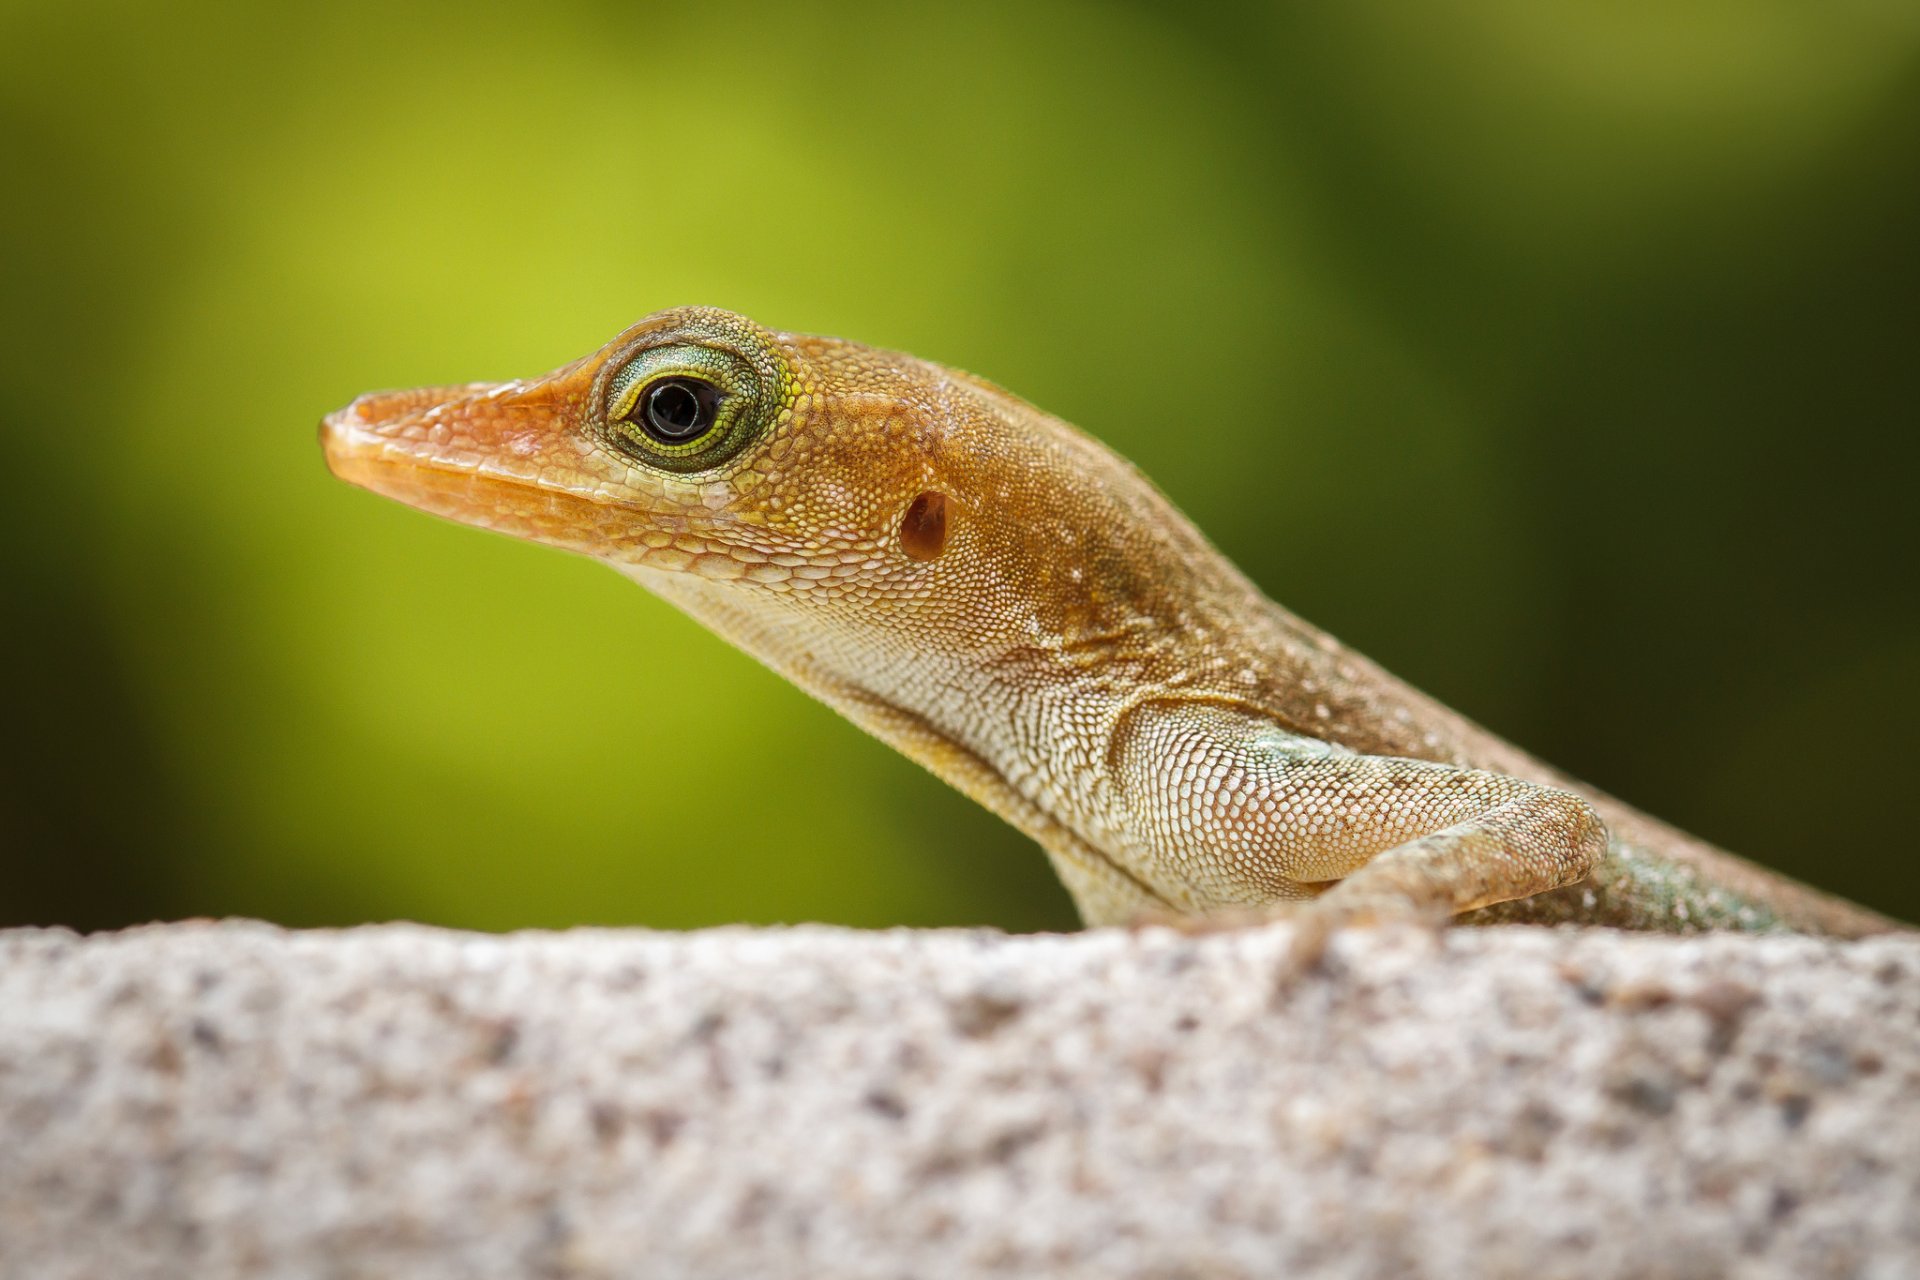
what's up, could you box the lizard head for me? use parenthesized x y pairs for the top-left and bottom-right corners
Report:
(322, 306), (973, 581)
(323, 305), (1192, 667)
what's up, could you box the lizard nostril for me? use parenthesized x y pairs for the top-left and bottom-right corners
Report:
(899, 491), (949, 562)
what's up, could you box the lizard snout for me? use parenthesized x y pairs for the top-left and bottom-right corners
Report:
(318, 375), (640, 557)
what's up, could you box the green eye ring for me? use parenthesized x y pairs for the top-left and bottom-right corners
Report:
(603, 340), (773, 473)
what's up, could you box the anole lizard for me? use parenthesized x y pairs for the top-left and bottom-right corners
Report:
(321, 307), (1900, 939)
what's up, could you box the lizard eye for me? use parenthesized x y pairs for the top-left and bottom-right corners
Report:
(635, 377), (720, 444)
(602, 336), (783, 474)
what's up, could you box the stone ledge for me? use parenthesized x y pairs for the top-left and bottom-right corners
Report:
(1, 920), (1917, 1280)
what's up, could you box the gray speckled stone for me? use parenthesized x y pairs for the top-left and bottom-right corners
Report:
(1, 920), (1916, 1280)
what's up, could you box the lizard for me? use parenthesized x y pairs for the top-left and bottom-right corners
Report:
(319, 306), (1901, 941)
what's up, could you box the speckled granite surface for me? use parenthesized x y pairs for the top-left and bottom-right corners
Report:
(2, 920), (1916, 1279)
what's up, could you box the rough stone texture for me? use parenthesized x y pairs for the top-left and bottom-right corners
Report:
(1, 921), (1917, 1280)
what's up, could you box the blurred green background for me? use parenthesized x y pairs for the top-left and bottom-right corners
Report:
(4, 1), (1917, 934)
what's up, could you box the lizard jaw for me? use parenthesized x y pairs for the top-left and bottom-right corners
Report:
(319, 381), (641, 557)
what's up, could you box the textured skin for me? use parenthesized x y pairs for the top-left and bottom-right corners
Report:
(320, 307), (1898, 937)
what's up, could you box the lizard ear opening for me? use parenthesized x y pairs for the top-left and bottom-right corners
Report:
(899, 491), (949, 562)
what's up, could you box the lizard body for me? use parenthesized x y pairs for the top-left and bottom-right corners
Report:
(320, 307), (1898, 937)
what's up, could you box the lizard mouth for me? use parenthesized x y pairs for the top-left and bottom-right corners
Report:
(319, 384), (632, 555)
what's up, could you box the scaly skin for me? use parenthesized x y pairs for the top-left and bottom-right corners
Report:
(320, 307), (1899, 938)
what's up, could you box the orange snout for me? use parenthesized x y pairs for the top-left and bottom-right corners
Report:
(318, 372), (634, 555)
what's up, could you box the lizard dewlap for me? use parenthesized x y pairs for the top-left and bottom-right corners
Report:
(321, 306), (1900, 939)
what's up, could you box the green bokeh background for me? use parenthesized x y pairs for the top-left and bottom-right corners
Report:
(4, 1), (1917, 933)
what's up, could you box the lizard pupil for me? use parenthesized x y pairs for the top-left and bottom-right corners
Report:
(640, 377), (719, 443)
